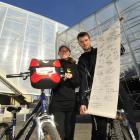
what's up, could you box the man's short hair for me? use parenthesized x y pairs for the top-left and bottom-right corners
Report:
(77, 32), (90, 40)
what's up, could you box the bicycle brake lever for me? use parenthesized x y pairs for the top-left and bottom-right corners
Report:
(23, 76), (28, 80)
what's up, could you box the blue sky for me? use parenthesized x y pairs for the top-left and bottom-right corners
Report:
(0, 0), (112, 26)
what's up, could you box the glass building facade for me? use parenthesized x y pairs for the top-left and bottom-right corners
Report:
(56, 0), (140, 114)
(0, 2), (68, 95)
(0, 0), (140, 114)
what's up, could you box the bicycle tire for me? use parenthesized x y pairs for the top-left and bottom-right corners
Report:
(113, 120), (125, 140)
(121, 125), (132, 140)
(107, 121), (120, 140)
(42, 122), (61, 140)
(0, 123), (10, 140)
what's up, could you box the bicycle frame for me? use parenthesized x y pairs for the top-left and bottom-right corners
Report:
(15, 98), (41, 140)
(0, 123), (12, 140)
(0, 90), (55, 140)
(107, 109), (137, 140)
(15, 90), (56, 140)
(119, 109), (136, 140)
(4, 70), (62, 140)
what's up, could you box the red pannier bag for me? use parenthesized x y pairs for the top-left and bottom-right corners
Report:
(29, 59), (63, 89)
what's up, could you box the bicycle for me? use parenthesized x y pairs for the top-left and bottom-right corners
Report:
(107, 109), (137, 140)
(0, 59), (63, 140)
(0, 122), (10, 140)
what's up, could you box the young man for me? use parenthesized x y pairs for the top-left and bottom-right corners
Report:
(77, 32), (107, 140)
(77, 32), (139, 140)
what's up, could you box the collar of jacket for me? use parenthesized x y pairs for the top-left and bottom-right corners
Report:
(82, 47), (95, 55)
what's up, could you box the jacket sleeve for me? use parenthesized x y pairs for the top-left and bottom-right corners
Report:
(69, 64), (80, 88)
(78, 57), (88, 106)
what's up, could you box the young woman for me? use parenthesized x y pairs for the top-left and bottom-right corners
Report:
(50, 45), (80, 140)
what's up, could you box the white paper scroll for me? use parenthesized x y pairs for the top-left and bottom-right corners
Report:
(87, 21), (120, 119)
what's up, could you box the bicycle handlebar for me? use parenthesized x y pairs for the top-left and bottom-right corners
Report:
(6, 72), (30, 80)
(6, 71), (64, 79)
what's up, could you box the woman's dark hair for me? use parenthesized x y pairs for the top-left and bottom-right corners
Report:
(58, 45), (71, 52)
(67, 57), (76, 64)
(58, 45), (76, 64)
(77, 32), (90, 40)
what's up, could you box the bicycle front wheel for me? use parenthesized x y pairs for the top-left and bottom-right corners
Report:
(113, 120), (133, 140)
(42, 122), (61, 140)
(112, 120), (124, 140)
(121, 125), (132, 140)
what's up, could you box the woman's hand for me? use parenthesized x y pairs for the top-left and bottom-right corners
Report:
(64, 73), (73, 80)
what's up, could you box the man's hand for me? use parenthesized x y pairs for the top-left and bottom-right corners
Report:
(80, 105), (87, 115)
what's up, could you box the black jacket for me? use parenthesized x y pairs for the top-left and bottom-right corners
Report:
(78, 47), (97, 106)
(78, 45), (125, 106)
(50, 59), (80, 111)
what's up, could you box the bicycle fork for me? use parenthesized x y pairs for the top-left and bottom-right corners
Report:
(36, 113), (56, 140)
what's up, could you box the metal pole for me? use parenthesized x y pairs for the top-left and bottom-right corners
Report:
(55, 31), (59, 59)
(95, 13), (103, 37)
(0, 7), (8, 38)
(114, 0), (140, 80)
(18, 13), (29, 73)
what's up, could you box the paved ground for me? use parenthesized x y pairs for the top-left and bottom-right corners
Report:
(74, 122), (140, 140)
(15, 122), (140, 140)
(14, 122), (91, 140)
(8, 123), (140, 140)
(1, 115), (140, 140)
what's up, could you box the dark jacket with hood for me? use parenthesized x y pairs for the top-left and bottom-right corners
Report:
(50, 58), (80, 112)
(78, 47), (97, 106)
